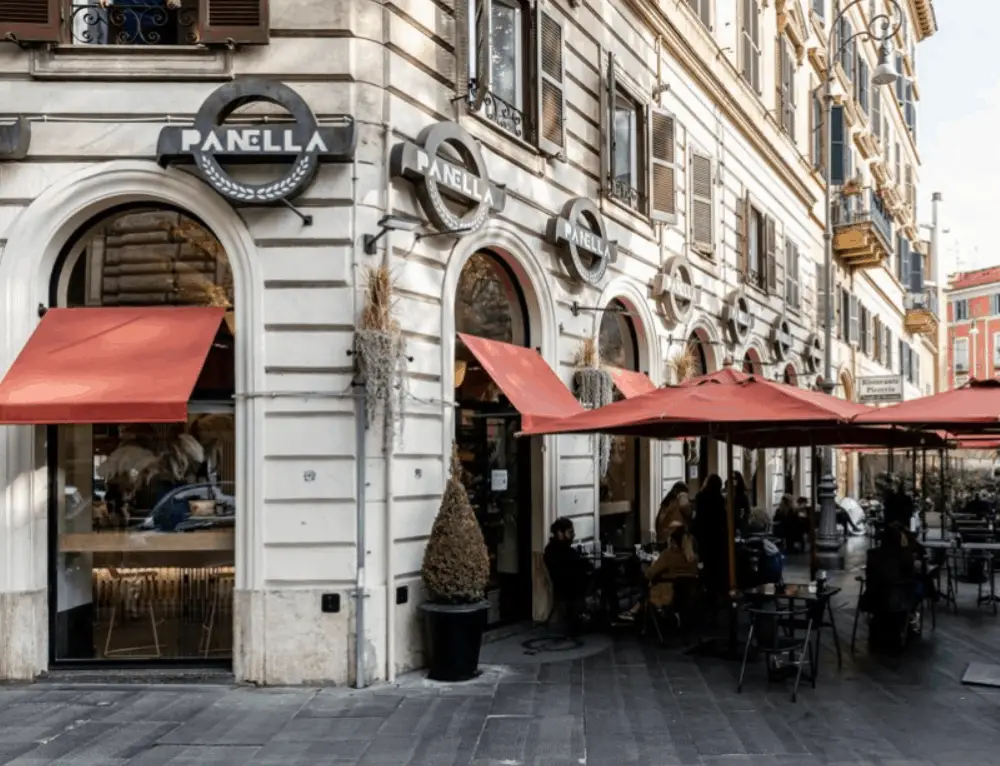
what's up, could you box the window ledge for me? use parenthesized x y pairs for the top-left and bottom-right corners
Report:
(460, 111), (545, 175)
(30, 44), (234, 81)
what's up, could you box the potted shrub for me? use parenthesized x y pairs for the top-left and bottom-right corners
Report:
(419, 446), (491, 681)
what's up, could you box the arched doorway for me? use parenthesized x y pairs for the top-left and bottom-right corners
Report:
(454, 251), (533, 627)
(49, 205), (236, 665)
(598, 299), (643, 547)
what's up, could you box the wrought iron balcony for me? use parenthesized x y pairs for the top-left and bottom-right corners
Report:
(607, 175), (642, 212)
(904, 288), (939, 336)
(832, 189), (893, 269)
(69, 1), (197, 46)
(469, 86), (526, 142)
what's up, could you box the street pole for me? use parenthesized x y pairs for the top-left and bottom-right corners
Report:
(817, 0), (902, 569)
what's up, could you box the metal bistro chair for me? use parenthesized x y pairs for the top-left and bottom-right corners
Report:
(738, 599), (815, 703)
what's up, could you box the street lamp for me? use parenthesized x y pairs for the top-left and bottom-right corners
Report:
(818, 0), (902, 568)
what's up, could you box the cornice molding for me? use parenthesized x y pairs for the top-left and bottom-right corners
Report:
(625, 0), (818, 212)
(909, 0), (938, 42)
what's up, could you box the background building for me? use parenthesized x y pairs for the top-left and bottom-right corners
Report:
(0, 0), (937, 685)
(945, 266), (1000, 386)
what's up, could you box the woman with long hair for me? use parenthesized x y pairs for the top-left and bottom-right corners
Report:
(655, 480), (691, 544)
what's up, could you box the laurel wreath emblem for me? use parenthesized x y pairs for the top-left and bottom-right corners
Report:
(196, 154), (314, 202)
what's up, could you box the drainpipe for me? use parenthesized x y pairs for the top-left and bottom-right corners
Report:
(352, 135), (367, 690)
(930, 192), (943, 391)
(381, 120), (397, 684)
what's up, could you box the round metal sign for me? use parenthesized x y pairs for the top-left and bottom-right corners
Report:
(805, 333), (823, 374)
(547, 197), (618, 286)
(771, 315), (793, 361)
(390, 122), (506, 235)
(156, 79), (356, 204)
(653, 256), (695, 325)
(723, 289), (752, 345)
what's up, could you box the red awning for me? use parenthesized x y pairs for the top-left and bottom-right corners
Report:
(458, 333), (582, 430)
(607, 367), (656, 398)
(0, 307), (225, 424)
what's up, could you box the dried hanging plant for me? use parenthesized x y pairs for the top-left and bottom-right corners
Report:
(668, 346), (697, 385)
(164, 220), (235, 310)
(573, 337), (614, 477)
(354, 264), (408, 452)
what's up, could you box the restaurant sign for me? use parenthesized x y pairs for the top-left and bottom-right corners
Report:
(0, 117), (29, 160)
(723, 289), (752, 344)
(770, 315), (793, 361)
(157, 79), (356, 204)
(547, 197), (617, 285)
(652, 256), (695, 325)
(391, 122), (506, 235)
(858, 374), (904, 404)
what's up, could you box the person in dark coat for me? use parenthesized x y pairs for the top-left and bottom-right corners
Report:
(543, 517), (594, 633)
(693, 474), (730, 598)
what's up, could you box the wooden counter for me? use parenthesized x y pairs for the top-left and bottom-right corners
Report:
(59, 529), (235, 553)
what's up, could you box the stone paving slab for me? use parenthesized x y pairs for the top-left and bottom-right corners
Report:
(2, 563), (1000, 764)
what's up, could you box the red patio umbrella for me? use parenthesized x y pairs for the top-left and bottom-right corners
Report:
(852, 379), (1000, 431)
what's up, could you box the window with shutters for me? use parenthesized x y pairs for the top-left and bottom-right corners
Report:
(686, 0), (712, 29)
(784, 238), (800, 309)
(21, 0), (273, 46)
(885, 327), (893, 370)
(894, 142), (901, 183)
(689, 152), (714, 255)
(871, 86), (882, 143)
(461, 0), (566, 156)
(777, 37), (796, 139)
(744, 203), (770, 291)
(610, 86), (645, 213)
(740, 0), (761, 93)
(992, 294), (1000, 316)
(873, 316), (882, 362)
(953, 299), (968, 321)
(839, 287), (850, 340)
(812, 0), (824, 20)
(856, 56), (869, 116)
(848, 294), (859, 345)
(905, 165), (915, 209)
(839, 19), (854, 83)
(954, 337), (969, 372)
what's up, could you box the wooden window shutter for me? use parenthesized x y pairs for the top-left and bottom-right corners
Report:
(737, 191), (749, 280)
(849, 295), (859, 345)
(910, 246), (924, 293)
(816, 263), (827, 328)
(698, 0), (711, 27)
(535, 5), (565, 157)
(886, 328), (893, 369)
(764, 217), (777, 293)
(689, 152), (713, 254)
(786, 45), (796, 137)
(775, 36), (785, 127)
(857, 58), (869, 115)
(829, 105), (845, 185)
(648, 106), (677, 223)
(200, 0), (270, 44)
(604, 52), (617, 195)
(0, 0), (60, 43)
(785, 240), (800, 308)
(871, 86), (882, 141)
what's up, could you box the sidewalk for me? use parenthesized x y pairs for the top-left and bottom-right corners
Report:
(2, 548), (1000, 765)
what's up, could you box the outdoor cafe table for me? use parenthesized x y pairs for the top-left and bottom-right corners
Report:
(743, 583), (843, 681)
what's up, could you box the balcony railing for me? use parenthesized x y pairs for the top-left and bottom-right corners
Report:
(469, 86), (527, 142)
(904, 288), (939, 316)
(69, 1), (197, 46)
(832, 190), (893, 248)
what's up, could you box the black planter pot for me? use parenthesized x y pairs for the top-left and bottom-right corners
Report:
(420, 600), (489, 681)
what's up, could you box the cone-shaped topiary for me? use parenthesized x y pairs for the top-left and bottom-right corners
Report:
(421, 445), (491, 604)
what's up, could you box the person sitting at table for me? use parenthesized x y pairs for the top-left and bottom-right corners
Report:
(655, 481), (691, 545)
(773, 494), (803, 551)
(879, 491), (925, 588)
(646, 524), (700, 611)
(543, 517), (594, 634)
(693, 474), (729, 600)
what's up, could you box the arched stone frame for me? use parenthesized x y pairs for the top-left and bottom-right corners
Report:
(593, 278), (662, 546)
(740, 339), (769, 507)
(0, 161), (262, 680)
(741, 341), (767, 375)
(440, 223), (559, 622)
(783, 361), (799, 387)
(685, 315), (722, 490)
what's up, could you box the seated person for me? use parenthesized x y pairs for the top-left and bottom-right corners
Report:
(743, 506), (771, 537)
(655, 481), (691, 545)
(543, 517), (594, 632)
(774, 495), (808, 551)
(646, 525), (699, 611)
(878, 490), (928, 600)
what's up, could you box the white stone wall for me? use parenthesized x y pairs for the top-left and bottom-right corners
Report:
(0, 0), (936, 684)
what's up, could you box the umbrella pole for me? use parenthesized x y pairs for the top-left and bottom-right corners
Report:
(809, 440), (818, 580)
(726, 436), (737, 595)
(940, 447), (947, 539)
(921, 447), (928, 541)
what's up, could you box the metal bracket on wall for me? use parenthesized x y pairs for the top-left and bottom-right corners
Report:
(570, 301), (638, 318)
(280, 198), (313, 226)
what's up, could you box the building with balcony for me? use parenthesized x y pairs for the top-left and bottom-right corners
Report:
(0, 0), (937, 685)
(945, 267), (1000, 387)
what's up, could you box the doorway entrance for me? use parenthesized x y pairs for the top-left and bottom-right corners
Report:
(46, 205), (236, 666)
(454, 251), (534, 627)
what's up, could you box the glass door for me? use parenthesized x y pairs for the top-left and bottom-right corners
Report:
(455, 405), (532, 627)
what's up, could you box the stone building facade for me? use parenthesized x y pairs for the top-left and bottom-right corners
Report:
(0, 0), (937, 685)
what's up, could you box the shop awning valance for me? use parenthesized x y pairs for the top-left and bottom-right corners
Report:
(0, 306), (225, 425)
(458, 333), (582, 430)
(607, 367), (656, 399)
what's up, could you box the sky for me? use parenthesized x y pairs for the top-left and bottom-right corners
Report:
(919, 0), (999, 278)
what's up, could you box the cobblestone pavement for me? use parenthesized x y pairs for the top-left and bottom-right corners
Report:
(3, 555), (1000, 765)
